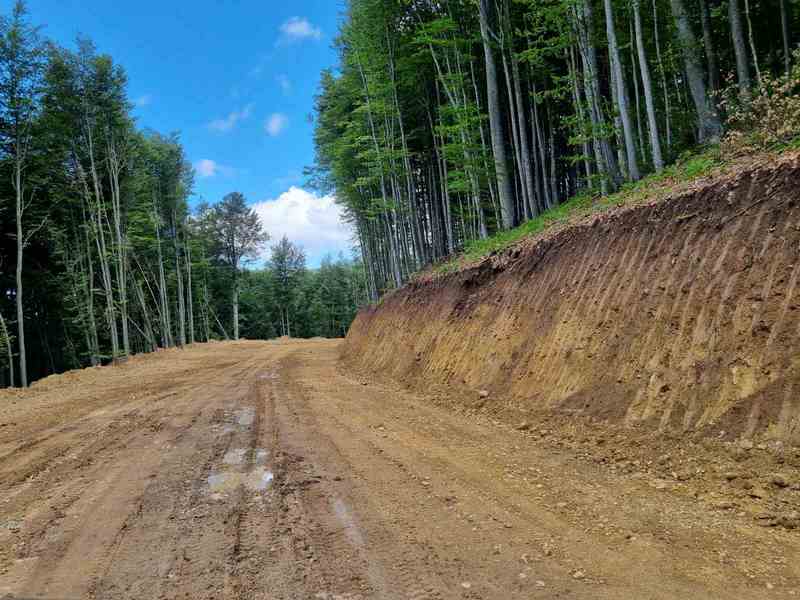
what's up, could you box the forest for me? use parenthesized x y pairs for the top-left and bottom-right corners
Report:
(312, 0), (800, 301)
(0, 2), (367, 387)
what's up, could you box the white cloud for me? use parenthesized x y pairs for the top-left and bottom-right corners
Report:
(278, 17), (322, 43)
(276, 74), (291, 94)
(252, 187), (353, 263)
(194, 159), (235, 179)
(265, 113), (289, 137)
(134, 94), (152, 107)
(208, 103), (254, 133)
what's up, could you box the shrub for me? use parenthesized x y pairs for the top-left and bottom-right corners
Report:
(720, 52), (800, 156)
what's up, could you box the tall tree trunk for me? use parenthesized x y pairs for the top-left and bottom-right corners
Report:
(478, 0), (515, 229)
(634, 0), (665, 171)
(173, 212), (186, 347)
(743, 0), (761, 83)
(14, 160), (26, 387)
(603, 0), (641, 181)
(698, 0), (720, 91)
(729, 0), (752, 98)
(653, 0), (673, 150)
(780, 0), (792, 75)
(186, 240), (195, 344)
(107, 137), (129, 356)
(670, 0), (723, 141)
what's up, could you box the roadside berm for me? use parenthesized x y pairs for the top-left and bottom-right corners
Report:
(344, 151), (800, 446)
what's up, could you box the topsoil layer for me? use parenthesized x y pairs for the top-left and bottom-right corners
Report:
(343, 152), (800, 444)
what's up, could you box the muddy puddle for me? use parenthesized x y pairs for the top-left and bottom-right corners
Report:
(207, 468), (274, 493)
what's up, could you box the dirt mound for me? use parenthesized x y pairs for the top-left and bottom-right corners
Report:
(343, 152), (800, 444)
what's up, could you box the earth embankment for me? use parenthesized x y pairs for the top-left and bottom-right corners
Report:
(344, 152), (800, 444)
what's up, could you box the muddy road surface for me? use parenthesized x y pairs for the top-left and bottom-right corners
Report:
(1, 340), (798, 599)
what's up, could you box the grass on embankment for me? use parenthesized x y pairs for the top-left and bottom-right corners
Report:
(434, 146), (728, 274)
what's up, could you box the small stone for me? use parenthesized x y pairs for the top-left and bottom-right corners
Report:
(535, 580), (546, 588)
(770, 474), (789, 488)
(572, 570), (586, 580)
(713, 501), (735, 510)
(556, 502), (568, 509)
(723, 471), (741, 481)
(766, 583), (775, 590)
(517, 422), (531, 431)
(478, 390), (490, 398)
(739, 439), (754, 450)
(461, 582), (472, 589)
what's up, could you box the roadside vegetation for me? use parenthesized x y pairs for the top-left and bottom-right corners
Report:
(312, 0), (799, 297)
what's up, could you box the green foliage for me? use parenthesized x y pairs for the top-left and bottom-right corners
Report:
(436, 145), (724, 271)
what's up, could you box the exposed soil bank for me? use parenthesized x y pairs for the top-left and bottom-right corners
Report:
(344, 152), (800, 444)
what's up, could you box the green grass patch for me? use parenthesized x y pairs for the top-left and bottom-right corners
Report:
(435, 146), (723, 274)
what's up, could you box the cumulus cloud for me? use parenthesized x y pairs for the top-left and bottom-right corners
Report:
(278, 17), (322, 43)
(208, 103), (254, 133)
(194, 159), (235, 179)
(134, 94), (152, 107)
(265, 113), (289, 137)
(252, 187), (353, 263)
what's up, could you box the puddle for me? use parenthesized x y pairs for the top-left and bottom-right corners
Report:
(206, 468), (274, 494)
(236, 407), (255, 427)
(223, 448), (247, 465)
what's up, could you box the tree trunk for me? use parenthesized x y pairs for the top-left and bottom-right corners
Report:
(186, 240), (195, 344)
(698, 0), (720, 91)
(634, 0), (665, 171)
(670, 0), (723, 141)
(743, 0), (761, 83)
(478, 0), (515, 229)
(728, 0), (752, 98)
(603, 0), (641, 181)
(780, 0), (792, 75)
(653, 0), (672, 150)
(0, 310), (14, 387)
(14, 160), (27, 387)
(232, 273), (240, 341)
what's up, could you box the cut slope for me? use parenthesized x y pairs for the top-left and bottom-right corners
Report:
(343, 152), (800, 443)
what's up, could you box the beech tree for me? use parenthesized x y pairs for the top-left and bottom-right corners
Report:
(0, 0), (46, 387)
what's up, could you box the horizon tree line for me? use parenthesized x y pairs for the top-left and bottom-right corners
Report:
(0, 1), (368, 388)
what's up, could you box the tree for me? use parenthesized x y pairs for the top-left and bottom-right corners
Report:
(632, 0), (664, 171)
(209, 192), (268, 340)
(478, 0), (516, 228)
(0, 0), (46, 387)
(669, 0), (723, 142)
(269, 236), (306, 338)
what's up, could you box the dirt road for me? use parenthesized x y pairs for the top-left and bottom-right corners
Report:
(1, 340), (798, 599)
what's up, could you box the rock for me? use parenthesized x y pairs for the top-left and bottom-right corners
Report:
(535, 580), (546, 587)
(778, 512), (800, 529)
(572, 570), (586, 580)
(770, 473), (789, 488)
(478, 390), (490, 398)
(723, 471), (741, 481)
(748, 487), (769, 499)
(739, 439), (754, 450)
(460, 582), (472, 589)
(713, 500), (735, 510)
(517, 422), (531, 431)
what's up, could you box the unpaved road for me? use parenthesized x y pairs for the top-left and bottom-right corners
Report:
(1, 340), (798, 599)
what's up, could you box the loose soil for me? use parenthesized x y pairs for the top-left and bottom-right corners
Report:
(1, 340), (799, 599)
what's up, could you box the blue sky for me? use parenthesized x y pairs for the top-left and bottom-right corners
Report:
(12, 0), (351, 266)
